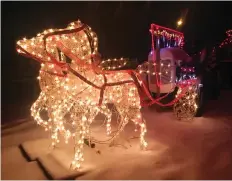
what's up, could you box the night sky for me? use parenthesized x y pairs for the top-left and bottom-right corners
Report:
(1, 1), (232, 119)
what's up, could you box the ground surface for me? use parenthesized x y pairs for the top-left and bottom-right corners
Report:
(1, 90), (232, 180)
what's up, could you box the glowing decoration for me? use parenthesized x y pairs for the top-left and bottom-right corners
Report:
(16, 20), (198, 170)
(100, 58), (128, 70)
(174, 85), (198, 121)
(139, 23), (198, 117)
(17, 20), (148, 170)
(136, 61), (198, 108)
(219, 29), (232, 48)
(150, 23), (184, 49)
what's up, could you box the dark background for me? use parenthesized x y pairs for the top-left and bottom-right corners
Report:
(1, 1), (232, 122)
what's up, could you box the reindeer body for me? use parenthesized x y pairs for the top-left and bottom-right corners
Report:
(17, 20), (147, 170)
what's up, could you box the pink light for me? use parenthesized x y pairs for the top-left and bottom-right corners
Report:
(151, 23), (184, 36)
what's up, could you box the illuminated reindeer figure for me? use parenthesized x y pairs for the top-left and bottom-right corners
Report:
(16, 20), (148, 170)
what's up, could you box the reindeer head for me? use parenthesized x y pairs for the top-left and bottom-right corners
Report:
(16, 20), (100, 90)
(17, 20), (99, 74)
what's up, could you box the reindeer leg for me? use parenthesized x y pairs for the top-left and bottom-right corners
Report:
(99, 105), (112, 136)
(139, 116), (148, 150)
(86, 107), (100, 148)
(70, 111), (88, 170)
(109, 109), (129, 147)
(129, 109), (148, 150)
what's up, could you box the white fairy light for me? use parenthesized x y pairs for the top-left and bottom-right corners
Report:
(17, 20), (148, 170)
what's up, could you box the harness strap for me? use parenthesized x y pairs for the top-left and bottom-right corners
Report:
(68, 65), (136, 106)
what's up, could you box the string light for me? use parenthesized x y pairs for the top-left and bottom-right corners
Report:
(100, 58), (128, 70)
(150, 24), (184, 49)
(219, 29), (232, 48)
(136, 24), (197, 117)
(17, 20), (148, 170)
(173, 85), (198, 121)
(16, 20), (198, 170)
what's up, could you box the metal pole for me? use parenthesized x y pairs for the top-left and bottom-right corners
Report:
(156, 31), (161, 98)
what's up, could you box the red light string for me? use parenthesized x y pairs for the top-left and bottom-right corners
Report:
(219, 29), (232, 48)
(134, 72), (196, 107)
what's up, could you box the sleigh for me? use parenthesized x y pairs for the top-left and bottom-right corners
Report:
(135, 24), (203, 117)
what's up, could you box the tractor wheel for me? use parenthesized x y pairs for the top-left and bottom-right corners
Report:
(173, 87), (197, 121)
